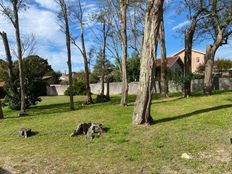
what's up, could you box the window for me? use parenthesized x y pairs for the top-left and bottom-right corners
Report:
(196, 57), (200, 63)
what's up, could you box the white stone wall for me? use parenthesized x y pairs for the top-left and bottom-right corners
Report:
(46, 78), (231, 96)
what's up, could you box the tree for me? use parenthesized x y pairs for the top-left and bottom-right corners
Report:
(12, 55), (56, 108)
(71, 0), (93, 104)
(0, 0), (27, 115)
(181, 0), (207, 97)
(202, 0), (232, 95)
(119, 0), (129, 106)
(94, 8), (112, 96)
(93, 50), (114, 95)
(0, 99), (3, 119)
(56, 0), (74, 110)
(133, 0), (164, 125)
(0, 31), (16, 95)
(127, 0), (146, 54)
(158, 7), (168, 97)
(0, 59), (8, 81)
(214, 59), (232, 75)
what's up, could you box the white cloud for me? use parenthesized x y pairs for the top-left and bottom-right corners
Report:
(172, 20), (190, 30)
(0, 1), (97, 72)
(34, 0), (58, 10)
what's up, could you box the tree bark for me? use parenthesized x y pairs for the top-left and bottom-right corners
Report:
(62, 1), (74, 110)
(80, 25), (93, 104)
(120, 0), (129, 106)
(13, 0), (26, 116)
(204, 45), (214, 95)
(0, 100), (3, 119)
(204, 30), (223, 96)
(184, 30), (193, 97)
(0, 32), (15, 94)
(158, 16), (168, 97)
(133, 0), (164, 125)
(182, 0), (205, 97)
(100, 20), (107, 96)
(106, 78), (110, 99)
(101, 74), (105, 95)
(204, 29), (223, 95)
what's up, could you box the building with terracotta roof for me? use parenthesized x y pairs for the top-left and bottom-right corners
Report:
(156, 56), (184, 80)
(172, 49), (205, 73)
(0, 82), (5, 88)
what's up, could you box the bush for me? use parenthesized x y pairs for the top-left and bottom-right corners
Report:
(96, 94), (110, 103)
(3, 92), (41, 110)
(0, 88), (7, 99)
(64, 82), (86, 96)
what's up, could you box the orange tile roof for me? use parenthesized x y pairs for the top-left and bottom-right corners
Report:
(156, 56), (180, 68)
(0, 82), (5, 88)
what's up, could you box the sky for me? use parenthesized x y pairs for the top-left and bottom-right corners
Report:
(0, 0), (231, 73)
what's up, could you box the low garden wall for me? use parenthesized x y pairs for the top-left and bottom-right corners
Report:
(46, 77), (231, 96)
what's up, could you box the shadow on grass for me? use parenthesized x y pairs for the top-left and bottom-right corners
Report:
(4, 95), (135, 118)
(30, 131), (39, 137)
(103, 127), (111, 133)
(0, 167), (11, 174)
(154, 104), (232, 124)
(153, 97), (184, 104)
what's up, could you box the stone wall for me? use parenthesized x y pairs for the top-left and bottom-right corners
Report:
(46, 78), (231, 96)
(46, 85), (69, 96)
(90, 78), (231, 95)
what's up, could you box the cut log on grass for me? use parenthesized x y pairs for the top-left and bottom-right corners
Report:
(70, 123), (104, 140)
(19, 128), (32, 138)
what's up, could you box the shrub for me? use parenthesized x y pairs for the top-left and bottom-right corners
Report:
(64, 82), (86, 96)
(0, 88), (7, 99)
(96, 94), (110, 103)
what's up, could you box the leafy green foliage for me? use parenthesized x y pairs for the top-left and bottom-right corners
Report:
(214, 59), (232, 72)
(0, 59), (8, 81)
(3, 55), (58, 110)
(93, 50), (114, 81)
(64, 81), (86, 96)
(0, 88), (7, 99)
(128, 52), (140, 82)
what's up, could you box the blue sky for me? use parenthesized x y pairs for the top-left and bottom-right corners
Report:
(0, 0), (231, 73)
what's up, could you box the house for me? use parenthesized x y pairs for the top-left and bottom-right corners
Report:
(173, 49), (205, 73)
(59, 73), (69, 81)
(156, 56), (184, 80)
(0, 82), (5, 88)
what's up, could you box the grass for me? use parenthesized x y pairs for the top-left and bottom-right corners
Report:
(0, 91), (232, 173)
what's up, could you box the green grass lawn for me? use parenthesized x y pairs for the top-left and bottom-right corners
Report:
(0, 92), (232, 174)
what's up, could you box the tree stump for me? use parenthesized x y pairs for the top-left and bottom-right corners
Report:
(70, 123), (104, 139)
(19, 128), (32, 138)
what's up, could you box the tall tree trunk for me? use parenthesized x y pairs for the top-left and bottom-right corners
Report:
(204, 45), (214, 95)
(0, 100), (3, 119)
(159, 17), (168, 97)
(183, 4), (204, 97)
(133, 0), (164, 125)
(100, 21), (107, 96)
(106, 78), (110, 99)
(0, 32), (15, 94)
(120, 0), (129, 106)
(13, 1), (26, 116)
(204, 29), (223, 95)
(101, 73), (105, 95)
(80, 27), (93, 104)
(63, 1), (74, 110)
(184, 30), (193, 97)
